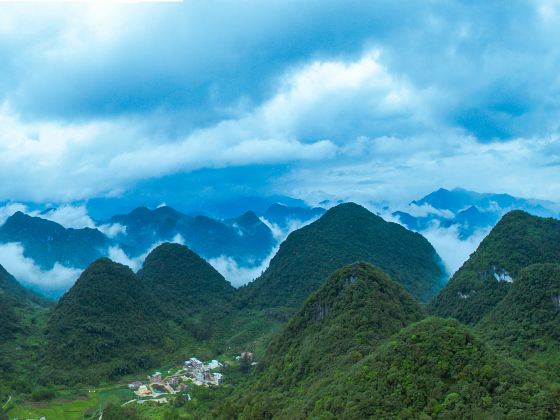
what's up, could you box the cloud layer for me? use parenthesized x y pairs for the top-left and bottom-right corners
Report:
(0, 1), (557, 205)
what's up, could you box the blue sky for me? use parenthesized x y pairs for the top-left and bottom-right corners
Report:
(1, 0), (560, 206)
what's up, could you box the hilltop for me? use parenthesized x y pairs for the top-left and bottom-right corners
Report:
(138, 243), (235, 321)
(429, 210), (560, 324)
(241, 202), (445, 309)
(298, 318), (558, 419)
(222, 262), (425, 418)
(45, 259), (175, 382)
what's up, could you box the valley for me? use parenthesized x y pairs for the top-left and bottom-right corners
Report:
(0, 199), (559, 419)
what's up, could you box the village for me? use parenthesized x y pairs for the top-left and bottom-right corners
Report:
(124, 352), (254, 405)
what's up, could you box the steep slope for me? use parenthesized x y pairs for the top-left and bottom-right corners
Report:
(45, 259), (173, 382)
(0, 264), (48, 339)
(0, 211), (109, 269)
(241, 202), (445, 309)
(478, 263), (560, 356)
(137, 243), (235, 315)
(429, 211), (560, 324)
(224, 263), (425, 418)
(299, 318), (558, 419)
(0, 265), (23, 340)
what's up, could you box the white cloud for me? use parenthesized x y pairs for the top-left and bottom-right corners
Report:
(0, 242), (81, 293)
(420, 222), (490, 276)
(208, 246), (278, 288)
(398, 203), (455, 219)
(41, 204), (95, 229)
(97, 222), (126, 238)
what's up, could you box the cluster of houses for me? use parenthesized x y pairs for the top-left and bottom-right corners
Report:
(128, 370), (188, 399)
(127, 356), (226, 401)
(183, 357), (224, 386)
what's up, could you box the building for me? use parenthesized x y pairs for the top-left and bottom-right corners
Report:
(184, 357), (204, 370)
(128, 381), (143, 390)
(195, 371), (205, 383)
(166, 377), (180, 388)
(212, 373), (224, 385)
(150, 372), (162, 383)
(206, 359), (222, 370)
(135, 385), (152, 397)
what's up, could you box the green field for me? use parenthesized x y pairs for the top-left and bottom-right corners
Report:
(7, 386), (134, 420)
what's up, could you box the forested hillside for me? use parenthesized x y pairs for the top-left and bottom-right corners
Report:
(429, 211), (560, 324)
(241, 202), (445, 310)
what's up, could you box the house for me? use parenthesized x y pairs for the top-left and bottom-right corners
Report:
(150, 372), (162, 383)
(166, 377), (180, 388)
(128, 381), (143, 390)
(206, 359), (222, 370)
(135, 385), (152, 396)
(184, 357), (204, 370)
(212, 373), (224, 385)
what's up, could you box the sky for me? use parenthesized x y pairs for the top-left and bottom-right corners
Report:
(0, 0), (559, 208)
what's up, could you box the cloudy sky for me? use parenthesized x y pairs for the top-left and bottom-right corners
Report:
(1, 0), (560, 207)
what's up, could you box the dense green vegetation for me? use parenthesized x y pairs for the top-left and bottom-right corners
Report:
(0, 265), (23, 340)
(429, 210), (560, 324)
(45, 258), (178, 382)
(478, 263), (560, 358)
(241, 202), (445, 309)
(222, 262), (425, 418)
(3, 205), (560, 419)
(138, 243), (235, 316)
(300, 318), (559, 419)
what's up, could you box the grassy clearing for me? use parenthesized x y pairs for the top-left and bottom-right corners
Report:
(7, 385), (134, 420)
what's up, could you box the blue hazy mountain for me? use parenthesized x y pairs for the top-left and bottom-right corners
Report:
(0, 200), (324, 298)
(0, 212), (110, 270)
(109, 206), (276, 266)
(84, 170), (309, 220)
(263, 203), (325, 229)
(393, 188), (559, 238)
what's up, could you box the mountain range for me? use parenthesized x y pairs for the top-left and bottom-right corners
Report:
(391, 187), (560, 239)
(1, 199), (560, 418)
(0, 202), (324, 297)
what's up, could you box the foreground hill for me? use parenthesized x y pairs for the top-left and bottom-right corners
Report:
(478, 263), (560, 357)
(298, 318), (558, 419)
(223, 263), (425, 418)
(0, 264), (48, 340)
(45, 259), (174, 382)
(241, 202), (445, 309)
(0, 265), (27, 340)
(429, 211), (560, 324)
(138, 243), (235, 318)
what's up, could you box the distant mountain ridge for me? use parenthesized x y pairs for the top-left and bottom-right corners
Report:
(0, 202), (323, 297)
(0, 211), (109, 270)
(393, 187), (559, 239)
